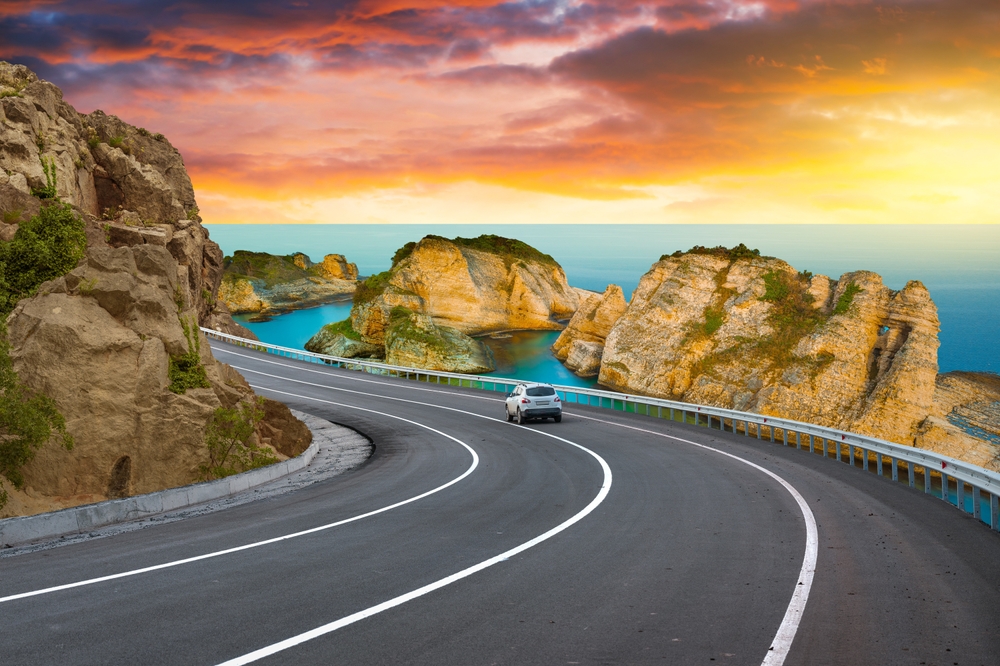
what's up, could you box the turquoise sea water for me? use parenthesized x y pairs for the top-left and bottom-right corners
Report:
(211, 224), (1000, 377)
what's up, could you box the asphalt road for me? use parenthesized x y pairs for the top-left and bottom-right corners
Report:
(2, 341), (998, 666)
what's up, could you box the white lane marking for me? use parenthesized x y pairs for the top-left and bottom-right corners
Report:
(565, 411), (817, 666)
(215, 388), (613, 666)
(0, 403), (479, 605)
(228, 350), (814, 665)
(213, 345), (503, 403)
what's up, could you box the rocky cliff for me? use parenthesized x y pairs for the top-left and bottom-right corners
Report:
(0, 62), (306, 517)
(599, 245), (942, 449)
(219, 250), (357, 315)
(308, 235), (580, 372)
(551, 285), (626, 377)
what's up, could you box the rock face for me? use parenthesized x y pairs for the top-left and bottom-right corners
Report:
(305, 320), (384, 359)
(551, 285), (626, 377)
(339, 235), (577, 373)
(219, 250), (357, 314)
(351, 235), (579, 344)
(0, 62), (297, 517)
(913, 372), (1000, 468)
(384, 308), (494, 374)
(600, 247), (941, 448)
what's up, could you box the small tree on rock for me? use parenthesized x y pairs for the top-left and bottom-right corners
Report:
(200, 396), (279, 480)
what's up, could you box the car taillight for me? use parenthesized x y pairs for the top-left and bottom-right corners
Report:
(554, 396), (560, 402)
(520, 398), (530, 404)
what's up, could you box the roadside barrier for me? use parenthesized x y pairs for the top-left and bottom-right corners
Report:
(203, 327), (1000, 533)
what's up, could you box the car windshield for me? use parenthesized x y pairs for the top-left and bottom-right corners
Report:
(526, 386), (555, 397)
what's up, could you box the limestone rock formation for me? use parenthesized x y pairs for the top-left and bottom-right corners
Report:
(351, 235), (579, 344)
(305, 320), (384, 359)
(219, 250), (357, 314)
(551, 284), (626, 377)
(913, 372), (1000, 468)
(384, 308), (494, 374)
(0, 62), (298, 517)
(599, 246), (941, 448)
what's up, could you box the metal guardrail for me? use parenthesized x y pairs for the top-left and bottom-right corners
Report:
(202, 327), (1000, 533)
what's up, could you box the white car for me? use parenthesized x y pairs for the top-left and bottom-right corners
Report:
(505, 383), (562, 424)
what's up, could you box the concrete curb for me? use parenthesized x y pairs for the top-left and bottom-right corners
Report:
(0, 410), (329, 548)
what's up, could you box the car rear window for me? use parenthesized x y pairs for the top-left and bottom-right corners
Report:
(526, 386), (555, 397)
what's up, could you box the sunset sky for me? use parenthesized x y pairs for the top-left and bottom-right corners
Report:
(2, 0), (998, 225)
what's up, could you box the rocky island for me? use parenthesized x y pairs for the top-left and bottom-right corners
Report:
(219, 250), (358, 316)
(0, 62), (309, 517)
(306, 234), (580, 372)
(546, 244), (999, 466)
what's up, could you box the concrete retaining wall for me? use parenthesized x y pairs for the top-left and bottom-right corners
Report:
(0, 428), (321, 548)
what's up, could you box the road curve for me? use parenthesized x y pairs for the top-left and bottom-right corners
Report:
(1, 341), (998, 665)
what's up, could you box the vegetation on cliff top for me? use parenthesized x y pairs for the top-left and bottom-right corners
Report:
(0, 321), (74, 511)
(222, 250), (334, 289)
(319, 318), (364, 342)
(661, 243), (763, 263)
(353, 269), (394, 306)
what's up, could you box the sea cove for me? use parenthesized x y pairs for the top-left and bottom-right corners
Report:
(211, 224), (1000, 377)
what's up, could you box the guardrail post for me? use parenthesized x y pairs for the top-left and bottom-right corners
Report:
(942, 474), (949, 503)
(756, 423), (761, 440)
(782, 429), (788, 446)
(908, 462), (915, 488)
(957, 480), (965, 513)
(992, 494), (999, 531)
(973, 487), (982, 522)
(924, 466), (931, 493)
(863, 449), (869, 471)
(657, 406), (662, 419)
(835, 440), (842, 462)
(808, 434), (814, 453)
(891, 457), (898, 482)
(796, 431), (801, 449)
(848, 445), (855, 467)
(877, 455), (883, 477)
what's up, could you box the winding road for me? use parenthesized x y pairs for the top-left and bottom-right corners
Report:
(2, 340), (999, 665)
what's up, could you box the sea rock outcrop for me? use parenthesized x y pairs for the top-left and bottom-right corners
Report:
(351, 235), (579, 344)
(912, 372), (1000, 468)
(0, 62), (300, 517)
(305, 319), (385, 359)
(384, 308), (494, 374)
(335, 235), (577, 373)
(219, 250), (357, 314)
(551, 284), (626, 377)
(599, 245), (941, 448)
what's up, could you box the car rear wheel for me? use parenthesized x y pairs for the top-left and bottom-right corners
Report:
(554, 414), (562, 423)
(505, 405), (513, 422)
(516, 409), (525, 425)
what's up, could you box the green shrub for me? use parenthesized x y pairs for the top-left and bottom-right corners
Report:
(760, 271), (790, 302)
(168, 319), (210, 394)
(199, 396), (278, 480)
(392, 241), (417, 267)
(662, 243), (762, 262)
(353, 270), (393, 306)
(834, 282), (863, 315)
(87, 136), (101, 150)
(108, 135), (125, 148)
(30, 156), (57, 200)
(0, 201), (87, 317)
(0, 321), (73, 510)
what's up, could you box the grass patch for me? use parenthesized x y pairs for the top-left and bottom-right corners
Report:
(30, 156), (57, 200)
(834, 282), (863, 315)
(320, 318), (364, 342)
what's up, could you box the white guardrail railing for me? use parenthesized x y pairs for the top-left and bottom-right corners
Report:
(203, 327), (1000, 532)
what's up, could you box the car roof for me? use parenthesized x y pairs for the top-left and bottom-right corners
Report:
(520, 382), (554, 388)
